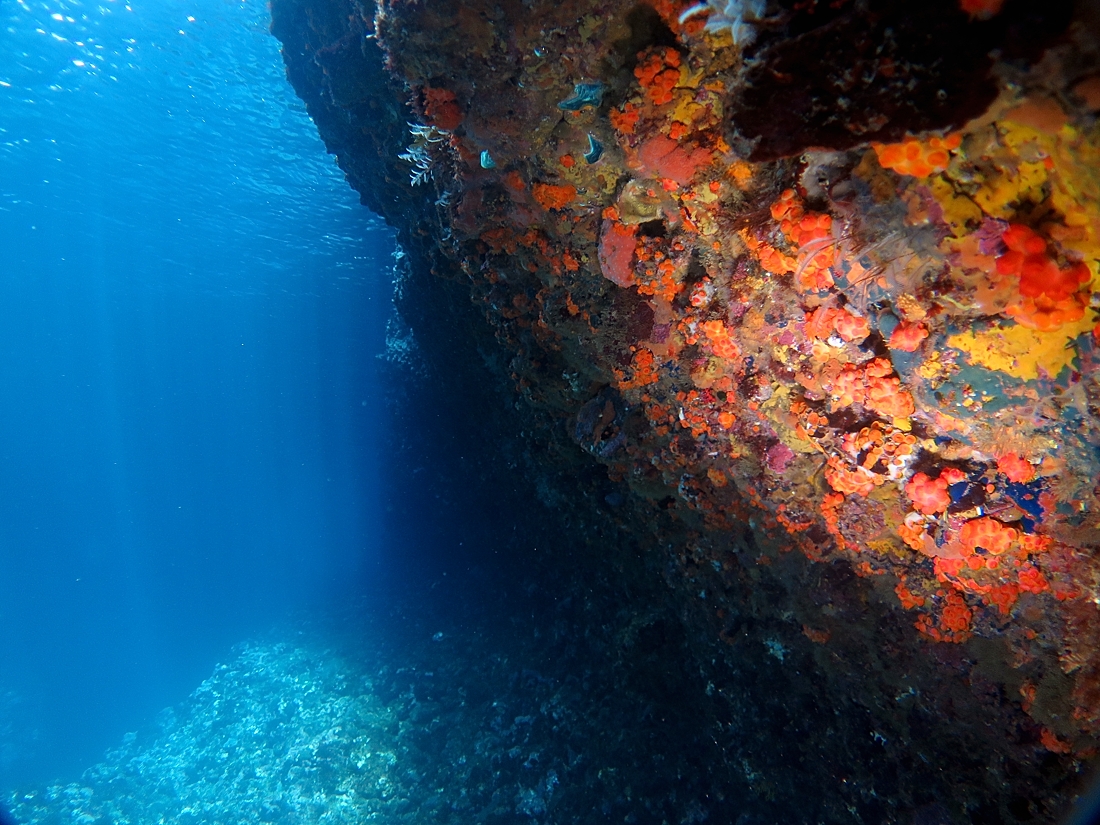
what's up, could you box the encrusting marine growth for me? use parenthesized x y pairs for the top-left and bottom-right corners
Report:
(275, 0), (1100, 797)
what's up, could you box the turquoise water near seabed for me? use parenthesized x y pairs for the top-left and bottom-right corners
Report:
(0, 0), (394, 786)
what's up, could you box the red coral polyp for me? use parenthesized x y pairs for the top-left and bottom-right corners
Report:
(959, 0), (1004, 19)
(1005, 293), (1088, 331)
(1002, 223), (1049, 257)
(996, 453), (1034, 483)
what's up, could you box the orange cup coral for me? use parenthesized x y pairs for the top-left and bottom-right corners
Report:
(905, 472), (951, 515)
(959, 517), (1017, 556)
(872, 133), (961, 178)
(634, 47), (681, 107)
(701, 320), (741, 359)
(996, 453), (1035, 483)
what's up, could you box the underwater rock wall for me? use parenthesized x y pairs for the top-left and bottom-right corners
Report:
(272, 0), (1100, 819)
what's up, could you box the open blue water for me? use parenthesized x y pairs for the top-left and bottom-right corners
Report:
(0, 0), (395, 786)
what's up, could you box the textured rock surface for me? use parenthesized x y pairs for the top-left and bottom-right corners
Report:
(271, 0), (1100, 820)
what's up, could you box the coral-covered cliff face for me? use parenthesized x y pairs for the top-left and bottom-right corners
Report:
(272, 0), (1100, 819)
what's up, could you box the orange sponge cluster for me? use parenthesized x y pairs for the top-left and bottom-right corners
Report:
(598, 221), (638, 287)
(635, 134), (714, 187)
(532, 182), (577, 211)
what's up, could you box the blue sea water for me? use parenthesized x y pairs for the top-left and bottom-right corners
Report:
(0, 3), (746, 819)
(0, 0), (396, 787)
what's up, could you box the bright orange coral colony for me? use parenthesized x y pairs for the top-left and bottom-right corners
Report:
(767, 189), (837, 290)
(701, 320), (740, 359)
(577, 28), (1100, 744)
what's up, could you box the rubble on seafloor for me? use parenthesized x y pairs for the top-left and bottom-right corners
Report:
(0, 613), (740, 825)
(271, 0), (1100, 819)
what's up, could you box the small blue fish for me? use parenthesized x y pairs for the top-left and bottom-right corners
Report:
(480, 150), (496, 169)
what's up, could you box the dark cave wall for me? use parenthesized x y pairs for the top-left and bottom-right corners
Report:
(269, 2), (1097, 822)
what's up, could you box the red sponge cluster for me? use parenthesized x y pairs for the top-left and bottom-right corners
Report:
(995, 223), (1091, 330)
